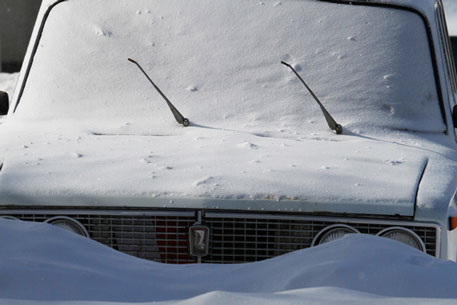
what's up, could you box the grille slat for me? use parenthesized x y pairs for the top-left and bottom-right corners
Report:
(2, 212), (437, 263)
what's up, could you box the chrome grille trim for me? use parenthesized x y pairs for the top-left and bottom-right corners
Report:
(202, 213), (439, 263)
(0, 210), (440, 263)
(1, 209), (195, 217)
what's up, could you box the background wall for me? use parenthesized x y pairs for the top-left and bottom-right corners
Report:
(0, 0), (41, 72)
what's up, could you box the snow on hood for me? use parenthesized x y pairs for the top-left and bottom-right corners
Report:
(0, 125), (435, 216)
(2, 219), (457, 303)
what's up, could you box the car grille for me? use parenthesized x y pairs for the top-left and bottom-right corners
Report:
(2, 210), (438, 263)
(8, 212), (197, 264)
(203, 214), (438, 263)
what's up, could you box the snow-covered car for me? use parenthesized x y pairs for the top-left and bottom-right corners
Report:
(1, 0), (457, 263)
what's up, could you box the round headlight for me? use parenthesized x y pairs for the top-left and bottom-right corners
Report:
(45, 216), (89, 237)
(312, 224), (360, 246)
(377, 227), (425, 252)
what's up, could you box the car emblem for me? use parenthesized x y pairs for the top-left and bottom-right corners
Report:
(189, 224), (210, 257)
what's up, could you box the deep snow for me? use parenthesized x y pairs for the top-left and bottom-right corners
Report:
(1, 219), (457, 305)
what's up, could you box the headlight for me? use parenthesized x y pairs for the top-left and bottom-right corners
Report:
(377, 227), (426, 252)
(312, 224), (359, 246)
(45, 216), (89, 237)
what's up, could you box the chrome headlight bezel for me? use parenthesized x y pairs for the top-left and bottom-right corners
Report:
(45, 216), (89, 237)
(311, 224), (360, 246)
(376, 226), (426, 252)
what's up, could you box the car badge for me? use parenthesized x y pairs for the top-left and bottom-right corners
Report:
(189, 224), (210, 257)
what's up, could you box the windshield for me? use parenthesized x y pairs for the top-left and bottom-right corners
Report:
(15, 0), (445, 135)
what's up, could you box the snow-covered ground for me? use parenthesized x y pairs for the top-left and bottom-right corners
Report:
(1, 218), (457, 305)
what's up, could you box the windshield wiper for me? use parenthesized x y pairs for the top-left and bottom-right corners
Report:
(128, 58), (190, 127)
(281, 61), (342, 134)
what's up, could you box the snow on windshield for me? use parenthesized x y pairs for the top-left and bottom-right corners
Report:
(16, 0), (444, 134)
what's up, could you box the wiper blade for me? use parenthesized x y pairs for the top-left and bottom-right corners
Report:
(281, 61), (342, 134)
(128, 58), (190, 127)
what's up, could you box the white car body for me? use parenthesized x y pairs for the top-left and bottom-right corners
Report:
(1, 0), (457, 262)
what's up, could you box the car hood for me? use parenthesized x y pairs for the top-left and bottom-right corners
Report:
(0, 124), (446, 217)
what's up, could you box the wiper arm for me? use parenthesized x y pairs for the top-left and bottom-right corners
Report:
(281, 61), (342, 134)
(128, 58), (190, 127)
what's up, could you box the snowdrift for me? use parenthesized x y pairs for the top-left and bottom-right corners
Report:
(1, 219), (457, 304)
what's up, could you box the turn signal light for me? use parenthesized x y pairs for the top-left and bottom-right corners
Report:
(450, 217), (457, 230)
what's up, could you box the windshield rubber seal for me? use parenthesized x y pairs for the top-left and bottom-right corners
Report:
(13, 0), (449, 135)
(13, 0), (68, 113)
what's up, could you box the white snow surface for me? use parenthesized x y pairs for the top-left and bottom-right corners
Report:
(0, 127), (445, 213)
(0, 73), (18, 99)
(444, 0), (457, 35)
(1, 0), (454, 213)
(1, 2), (457, 304)
(1, 218), (457, 305)
(16, 0), (443, 133)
